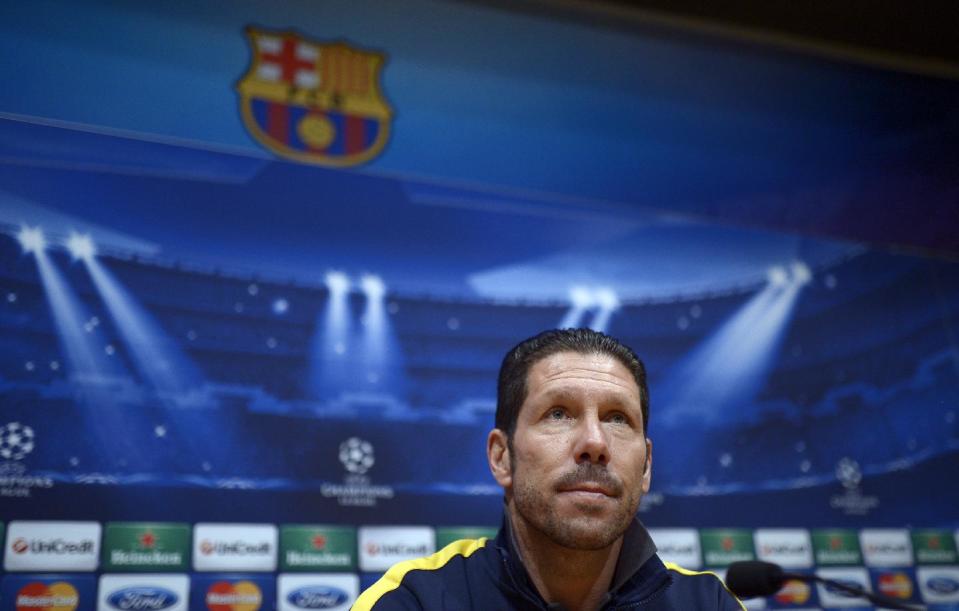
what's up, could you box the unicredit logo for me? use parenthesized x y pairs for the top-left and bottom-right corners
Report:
(200, 540), (271, 556)
(107, 586), (178, 610)
(287, 586), (348, 609)
(366, 542), (429, 557)
(866, 543), (908, 553)
(12, 538), (94, 555)
(761, 543), (809, 555)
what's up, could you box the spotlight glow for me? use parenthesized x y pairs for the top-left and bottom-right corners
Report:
(560, 286), (594, 328)
(326, 271), (350, 295)
(569, 286), (595, 309)
(594, 288), (620, 310)
(17, 226), (46, 254)
(767, 265), (788, 287)
(360, 275), (386, 300)
(590, 287), (620, 333)
(791, 261), (812, 285)
(66, 232), (97, 261)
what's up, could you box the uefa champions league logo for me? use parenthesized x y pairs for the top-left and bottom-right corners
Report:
(339, 437), (375, 475)
(0, 422), (35, 461)
(830, 456), (877, 516)
(835, 457), (862, 490)
(324, 437), (392, 507)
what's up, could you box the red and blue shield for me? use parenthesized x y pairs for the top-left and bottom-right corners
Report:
(236, 27), (392, 167)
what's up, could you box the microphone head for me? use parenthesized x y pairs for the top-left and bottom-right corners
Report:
(725, 560), (786, 598)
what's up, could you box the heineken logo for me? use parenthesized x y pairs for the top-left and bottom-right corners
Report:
(312, 535), (327, 550)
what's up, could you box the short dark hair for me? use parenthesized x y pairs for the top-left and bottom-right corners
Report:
(495, 328), (649, 439)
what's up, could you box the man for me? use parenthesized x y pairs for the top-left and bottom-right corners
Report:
(354, 328), (744, 610)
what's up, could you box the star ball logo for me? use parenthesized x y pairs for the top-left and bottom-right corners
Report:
(339, 437), (374, 475)
(0, 421), (35, 460)
(15, 581), (79, 610)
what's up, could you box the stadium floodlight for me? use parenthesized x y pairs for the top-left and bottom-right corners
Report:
(595, 288), (620, 311)
(766, 265), (788, 287)
(325, 271), (350, 295)
(360, 274), (386, 300)
(569, 286), (595, 309)
(791, 261), (812, 286)
(17, 226), (46, 254)
(591, 287), (620, 332)
(66, 232), (97, 261)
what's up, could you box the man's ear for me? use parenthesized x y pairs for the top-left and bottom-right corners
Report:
(487, 428), (512, 489)
(641, 437), (652, 494)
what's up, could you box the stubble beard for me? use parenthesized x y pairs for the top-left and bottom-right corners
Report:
(511, 464), (639, 551)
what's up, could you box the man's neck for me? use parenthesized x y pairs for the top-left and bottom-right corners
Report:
(508, 506), (623, 611)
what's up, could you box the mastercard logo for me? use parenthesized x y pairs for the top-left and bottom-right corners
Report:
(877, 572), (913, 599)
(16, 582), (79, 611)
(774, 579), (810, 605)
(205, 580), (263, 611)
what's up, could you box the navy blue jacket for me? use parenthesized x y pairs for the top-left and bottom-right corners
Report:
(353, 516), (745, 610)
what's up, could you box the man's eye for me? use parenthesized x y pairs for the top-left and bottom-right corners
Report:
(608, 413), (628, 425)
(548, 408), (567, 420)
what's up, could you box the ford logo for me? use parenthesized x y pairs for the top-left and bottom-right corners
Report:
(107, 587), (178, 610)
(928, 577), (959, 595)
(287, 586), (348, 609)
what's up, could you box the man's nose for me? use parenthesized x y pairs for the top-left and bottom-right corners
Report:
(573, 414), (610, 465)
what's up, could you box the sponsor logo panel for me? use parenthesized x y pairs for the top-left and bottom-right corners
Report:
(810, 529), (861, 566)
(278, 573), (358, 611)
(4, 521), (101, 572)
(280, 525), (356, 572)
(648, 528), (702, 570)
(191, 574), (275, 610)
(193, 524), (278, 572)
(358, 526), (434, 572)
(754, 529), (813, 569)
(860, 529), (913, 567)
(700, 529), (755, 567)
(815, 567), (872, 608)
(0, 573), (96, 611)
(869, 568), (918, 604)
(102, 523), (190, 572)
(917, 566), (959, 604)
(768, 572), (817, 609)
(912, 530), (958, 564)
(434, 527), (498, 552)
(711, 568), (765, 609)
(97, 574), (189, 611)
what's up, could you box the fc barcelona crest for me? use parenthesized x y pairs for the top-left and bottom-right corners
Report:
(236, 27), (393, 167)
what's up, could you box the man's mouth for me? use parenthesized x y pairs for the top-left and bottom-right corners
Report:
(558, 483), (615, 497)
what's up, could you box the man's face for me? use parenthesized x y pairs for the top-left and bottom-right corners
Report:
(493, 351), (652, 551)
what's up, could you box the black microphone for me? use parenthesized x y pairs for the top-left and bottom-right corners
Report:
(725, 560), (784, 598)
(725, 560), (925, 611)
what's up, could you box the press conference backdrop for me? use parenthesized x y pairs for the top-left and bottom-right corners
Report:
(1, 1), (958, 610)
